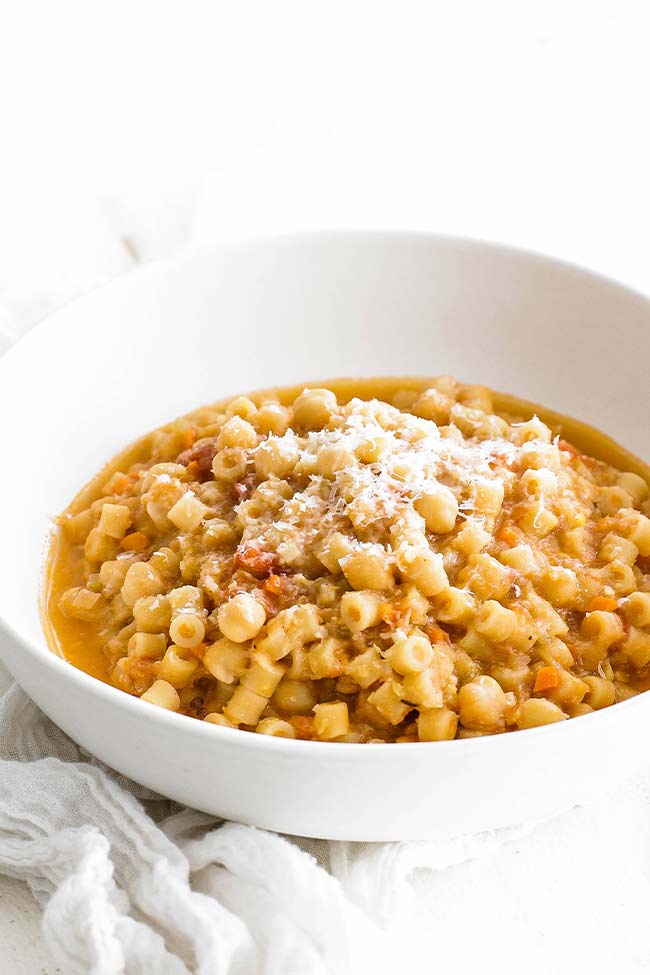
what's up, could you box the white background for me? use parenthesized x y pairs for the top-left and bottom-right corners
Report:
(2, 1), (650, 285)
(1, 2), (650, 972)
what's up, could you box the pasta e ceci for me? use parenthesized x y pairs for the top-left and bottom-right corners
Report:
(44, 377), (650, 742)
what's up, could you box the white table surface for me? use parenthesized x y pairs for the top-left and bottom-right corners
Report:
(1, 1), (650, 971)
(0, 878), (57, 974)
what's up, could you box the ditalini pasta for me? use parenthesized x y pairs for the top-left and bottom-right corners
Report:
(44, 377), (650, 741)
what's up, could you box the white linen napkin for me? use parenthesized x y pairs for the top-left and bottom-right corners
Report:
(0, 667), (538, 975)
(3, 179), (650, 975)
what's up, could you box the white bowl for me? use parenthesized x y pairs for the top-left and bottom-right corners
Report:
(1, 232), (649, 842)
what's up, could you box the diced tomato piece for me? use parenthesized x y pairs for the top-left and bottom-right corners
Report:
(289, 716), (316, 740)
(234, 545), (278, 578)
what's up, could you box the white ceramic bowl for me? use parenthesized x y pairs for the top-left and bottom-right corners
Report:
(1, 232), (649, 841)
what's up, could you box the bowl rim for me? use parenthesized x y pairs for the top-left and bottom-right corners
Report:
(2, 227), (650, 760)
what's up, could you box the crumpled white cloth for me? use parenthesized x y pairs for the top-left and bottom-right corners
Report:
(0, 669), (535, 974)
(3, 173), (650, 975)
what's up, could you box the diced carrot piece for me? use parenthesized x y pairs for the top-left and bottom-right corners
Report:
(379, 601), (403, 628)
(425, 623), (448, 644)
(120, 531), (149, 552)
(497, 524), (518, 546)
(534, 666), (561, 693)
(182, 427), (197, 449)
(586, 596), (618, 613)
(111, 474), (131, 494)
(558, 439), (581, 457)
(264, 574), (284, 596)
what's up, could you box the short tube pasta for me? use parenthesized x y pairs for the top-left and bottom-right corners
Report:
(46, 376), (650, 742)
(224, 685), (269, 726)
(313, 701), (349, 740)
(141, 680), (180, 711)
(340, 590), (383, 632)
(388, 632), (434, 675)
(169, 613), (206, 648)
(159, 647), (199, 687)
